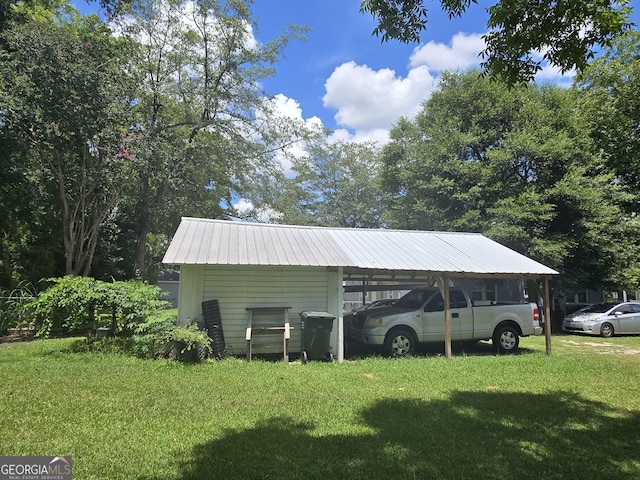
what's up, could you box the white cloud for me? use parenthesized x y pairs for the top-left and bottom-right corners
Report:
(322, 62), (437, 132)
(409, 32), (485, 71)
(530, 49), (576, 85)
(328, 128), (390, 145)
(320, 31), (576, 142)
(260, 94), (326, 175)
(233, 198), (253, 214)
(233, 198), (282, 223)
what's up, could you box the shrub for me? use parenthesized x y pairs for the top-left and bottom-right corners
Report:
(170, 322), (213, 362)
(87, 317), (212, 362)
(24, 276), (171, 338)
(130, 310), (176, 359)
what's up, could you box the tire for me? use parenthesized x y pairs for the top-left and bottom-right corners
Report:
(493, 325), (520, 354)
(301, 351), (308, 364)
(600, 322), (614, 338)
(384, 328), (416, 357)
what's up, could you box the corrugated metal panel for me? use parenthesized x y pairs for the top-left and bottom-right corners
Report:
(162, 217), (558, 276)
(163, 218), (353, 267)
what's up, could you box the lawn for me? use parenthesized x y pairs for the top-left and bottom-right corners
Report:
(1, 335), (639, 480)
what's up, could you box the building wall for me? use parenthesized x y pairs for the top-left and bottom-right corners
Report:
(158, 280), (179, 308)
(178, 264), (339, 357)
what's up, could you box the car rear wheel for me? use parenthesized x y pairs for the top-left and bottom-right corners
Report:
(600, 322), (614, 338)
(493, 325), (520, 354)
(384, 328), (416, 357)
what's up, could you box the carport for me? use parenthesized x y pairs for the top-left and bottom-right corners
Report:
(163, 218), (558, 362)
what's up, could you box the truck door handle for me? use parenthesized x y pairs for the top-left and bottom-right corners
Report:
(452, 312), (459, 318)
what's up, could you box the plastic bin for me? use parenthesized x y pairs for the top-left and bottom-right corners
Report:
(95, 327), (110, 340)
(300, 311), (335, 363)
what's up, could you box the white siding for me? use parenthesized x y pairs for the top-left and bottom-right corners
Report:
(201, 265), (333, 356)
(177, 264), (204, 323)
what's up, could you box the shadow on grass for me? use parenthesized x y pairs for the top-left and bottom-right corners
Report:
(345, 339), (539, 360)
(144, 390), (640, 480)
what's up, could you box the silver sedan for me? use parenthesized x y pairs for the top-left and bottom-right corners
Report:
(562, 302), (640, 337)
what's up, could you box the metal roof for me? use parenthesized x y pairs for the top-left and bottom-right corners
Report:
(162, 217), (558, 279)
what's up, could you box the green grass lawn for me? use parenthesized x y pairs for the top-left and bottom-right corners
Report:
(1, 335), (639, 480)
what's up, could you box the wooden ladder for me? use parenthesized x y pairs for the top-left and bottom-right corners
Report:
(245, 306), (292, 363)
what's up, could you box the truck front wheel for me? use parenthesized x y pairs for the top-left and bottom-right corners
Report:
(493, 325), (520, 354)
(384, 328), (416, 357)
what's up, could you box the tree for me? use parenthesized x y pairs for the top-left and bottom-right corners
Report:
(360, 0), (633, 83)
(111, 0), (306, 279)
(381, 71), (639, 290)
(267, 138), (386, 228)
(0, 14), (138, 276)
(575, 30), (640, 199)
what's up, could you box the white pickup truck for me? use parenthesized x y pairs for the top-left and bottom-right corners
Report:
(348, 288), (542, 356)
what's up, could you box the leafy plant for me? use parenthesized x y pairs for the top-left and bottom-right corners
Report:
(170, 322), (212, 362)
(24, 276), (171, 338)
(130, 310), (177, 359)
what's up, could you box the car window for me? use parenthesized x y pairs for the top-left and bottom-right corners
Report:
(614, 304), (640, 314)
(424, 293), (445, 312)
(579, 303), (618, 314)
(614, 305), (634, 314)
(395, 290), (432, 309)
(422, 290), (467, 312)
(451, 290), (468, 309)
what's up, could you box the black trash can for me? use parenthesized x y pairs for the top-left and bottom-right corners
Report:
(300, 311), (335, 363)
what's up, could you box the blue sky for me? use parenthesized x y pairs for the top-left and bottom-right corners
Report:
(247, 0), (639, 144)
(74, 0), (638, 143)
(251, 0), (495, 142)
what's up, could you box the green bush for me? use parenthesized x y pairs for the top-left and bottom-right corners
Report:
(130, 310), (176, 358)
(24, 276), (171, 338)
(83, 316), (212, 362)
(170, 322), (212, 362)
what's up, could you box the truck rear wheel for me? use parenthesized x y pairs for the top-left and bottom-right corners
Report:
(384, 328), (416, 357)
(493, 325), (520, 354)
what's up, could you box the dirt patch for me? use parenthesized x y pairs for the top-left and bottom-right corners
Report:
(561, 339), (640, 355)
(0, 328), (36, 346)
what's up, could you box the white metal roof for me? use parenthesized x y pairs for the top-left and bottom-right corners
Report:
(162, 217), (558, 279)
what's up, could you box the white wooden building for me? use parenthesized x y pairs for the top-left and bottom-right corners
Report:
(162, 217), (558, 362)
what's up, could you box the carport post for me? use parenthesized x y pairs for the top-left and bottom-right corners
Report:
(544, 278), (552, 355)
(337, 267), (344, 363)
(438, 276), (452, 359)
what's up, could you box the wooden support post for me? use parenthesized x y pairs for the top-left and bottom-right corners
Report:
(442, 276), (452, 359)
(544, 278), (552, 355)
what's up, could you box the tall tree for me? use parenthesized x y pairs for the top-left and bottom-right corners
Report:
(381, 71), (639, 290)
(112, 0), (306, 279)
(0, 14), (138, 276)
(267, 138), (386, 228)
(575, 30), (640, 199)
(360, 0), (633, 83)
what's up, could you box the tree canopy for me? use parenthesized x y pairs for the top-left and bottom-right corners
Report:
(380, 70), (640, 290)
(265, 138), (386, 228)
(0, 13), (138, 276)
(360, 0), (633, 83)
(1, 0), (638, 298)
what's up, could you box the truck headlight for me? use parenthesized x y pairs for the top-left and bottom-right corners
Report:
(365, 317), (383, 327)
